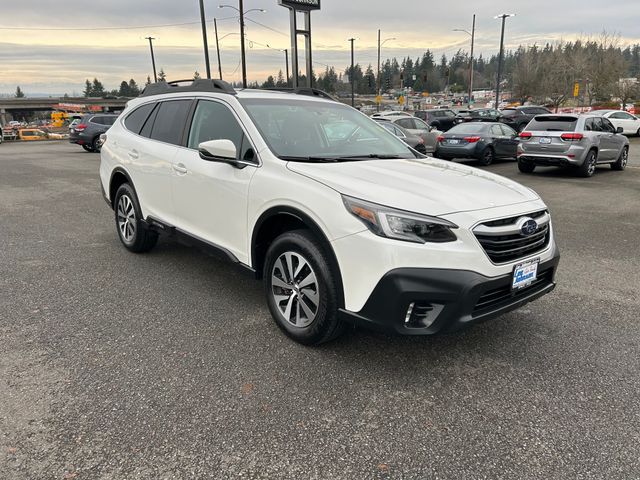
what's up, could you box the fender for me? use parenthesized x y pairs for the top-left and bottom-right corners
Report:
(251, 205), (345, 308)
(108, 167), (136, 208)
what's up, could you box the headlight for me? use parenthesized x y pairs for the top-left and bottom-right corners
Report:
(342, 195), (458, 243)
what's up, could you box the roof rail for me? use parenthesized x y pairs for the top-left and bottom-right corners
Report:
(140, 78), (237, 97)
(264, 87), (337, 101)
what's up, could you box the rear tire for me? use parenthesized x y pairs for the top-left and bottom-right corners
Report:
(92, 136), (102, 153)
(518, 159), (536, 173)
(113, 183), (158, 253)
(263, 230), (345, 345)
(611, 146), (628, 171)
(478, 147), (494, 166)
(579, 150), (597, 177)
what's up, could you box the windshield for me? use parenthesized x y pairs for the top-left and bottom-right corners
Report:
(447, 123), (488, 134)
(239, 98), (414, 160)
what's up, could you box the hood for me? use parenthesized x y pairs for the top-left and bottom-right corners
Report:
(287, 157), (539, 216)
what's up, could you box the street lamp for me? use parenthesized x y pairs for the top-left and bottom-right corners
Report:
(219, 3), (266, 88)
(453, 14), (476, 108)
(494, 13), (515, 109)
(267, 44), (290, 87)
(214, 23), (240, 81)
(348, 38), (358, 108)
(377, 31), (396, 111)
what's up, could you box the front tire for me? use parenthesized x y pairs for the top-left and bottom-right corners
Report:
(579, 150), (598, 177)
(82, 144), (94, 152)
(113, 184), (158, 253)
(264, 230), (344, 345)
(611, 146), (628, 171)
(92, 136), (102, 152)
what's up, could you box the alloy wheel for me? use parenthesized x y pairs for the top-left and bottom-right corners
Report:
(587, 155), (596, 176)
(271, 251), (319, 328)
(117, 194), (136, 243)
(621, 148), (628, 168)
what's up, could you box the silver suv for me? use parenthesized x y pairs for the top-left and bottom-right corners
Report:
(517, 113), (629, 177)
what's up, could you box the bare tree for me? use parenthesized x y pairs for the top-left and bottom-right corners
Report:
(614, 78), (639, 110)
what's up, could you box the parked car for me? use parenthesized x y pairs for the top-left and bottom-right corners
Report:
(382, 115), (441, 153)
(371, 110), (412, 118)
(589, 109), (640, 136)
(456, 108), (503, 123)
(435, 122), (519, 165)
(500, 106), (551, 132)
(414, 109), (459, 131)
(18, 129), (49, 141)
(374, 118), (427, 154)
(100, 79), (559, 345)
(517, 113), (629, 177)
(69, 113), (118, 152)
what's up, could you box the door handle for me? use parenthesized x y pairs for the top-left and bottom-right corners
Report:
(173, 163), (188, 174)
(128, 149), (139, 159)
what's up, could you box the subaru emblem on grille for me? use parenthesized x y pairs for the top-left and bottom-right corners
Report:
(519, 218), (538, 236)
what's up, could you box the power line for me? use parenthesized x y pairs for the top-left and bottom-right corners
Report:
(0, 17), (238, 31)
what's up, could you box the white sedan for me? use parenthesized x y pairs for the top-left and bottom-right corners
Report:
(592, 110), (640, 136)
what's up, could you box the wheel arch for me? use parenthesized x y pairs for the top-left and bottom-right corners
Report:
(251, 206), (345, 308)
(109, 167), (136, 209)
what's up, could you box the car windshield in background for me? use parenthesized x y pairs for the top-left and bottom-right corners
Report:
(500, 109), (517, 117)
(447, 123), (488, 134)
(239, 98), (414, 160)
(527, 116), (578, 132)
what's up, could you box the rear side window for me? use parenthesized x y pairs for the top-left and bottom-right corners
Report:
(527, 116), (578, 132)
(103, 116), (117, 126)
(500, 109), (516, 117)
(124, 103), (156, 134)
(90, 116), (104, 125)
(150, 100), (192, 145)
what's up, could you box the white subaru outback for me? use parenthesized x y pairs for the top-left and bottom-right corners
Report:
(99, 79), (560, 345)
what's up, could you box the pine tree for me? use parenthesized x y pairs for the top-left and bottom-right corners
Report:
(83, 79), (92, 97)
(145, 75), (152, 86)
(128, 79), (140, 96)
(276, 70), (285, 87)
(15, 86), (25, 98)
(118, 81), (130, 97)
(91, 78), (105, 97)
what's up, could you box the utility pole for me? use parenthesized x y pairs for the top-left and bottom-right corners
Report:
(239, 0), (247, 88)
(214, 18), (223, 80)
(348, 38), (356, 108)
(145, 36), (157, 82)
(469, 14), (475, 108)
(198, 0), (211, 79)
(284, 49), (290, 87)
(377, 29), (381, 111)
(495, 13), (515, 110)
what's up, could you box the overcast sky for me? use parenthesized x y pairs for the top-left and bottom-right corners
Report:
(1, 0), (639, 95)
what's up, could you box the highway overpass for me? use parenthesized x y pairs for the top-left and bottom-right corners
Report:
(0, 97), (131, 124)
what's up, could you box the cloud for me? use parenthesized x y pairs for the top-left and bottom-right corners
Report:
(1, 0), (639, 94)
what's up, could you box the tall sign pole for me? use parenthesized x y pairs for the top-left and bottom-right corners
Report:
(198, 0), (212, 79)
(278, 0), (321, 88)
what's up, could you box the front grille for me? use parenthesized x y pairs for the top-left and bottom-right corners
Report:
(473, 210), (551, 263)
(473, 268), (554, 315)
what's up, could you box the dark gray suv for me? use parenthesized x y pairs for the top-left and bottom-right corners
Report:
(69, 113), (119, 152)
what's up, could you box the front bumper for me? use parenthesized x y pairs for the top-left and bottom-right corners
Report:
(339, 252), (560, 335)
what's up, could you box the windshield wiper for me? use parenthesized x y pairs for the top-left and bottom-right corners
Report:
(335, 154), (404, 160)
(279, 155), (339, 163)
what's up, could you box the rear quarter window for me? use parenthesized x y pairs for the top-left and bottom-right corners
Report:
(124, 103), (156, 134)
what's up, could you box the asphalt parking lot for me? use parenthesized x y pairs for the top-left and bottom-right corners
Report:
(2, 140), (640, 479)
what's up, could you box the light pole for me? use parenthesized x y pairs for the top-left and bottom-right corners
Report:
(453, 14), (475, 108)
(198, 0), (212, 79)
(219, 4), (266, 88)
(145, 36), (158, 82)
(377, 31), (396, 111)
(215, 30), (240, 81)
(494, 13), (515, 110)
(348, 38), (357, 108)
(267, 44), (290, 87)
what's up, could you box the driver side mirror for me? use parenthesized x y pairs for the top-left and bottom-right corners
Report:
(198, 139), (246, 169)
(616, 126), (624, 134)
